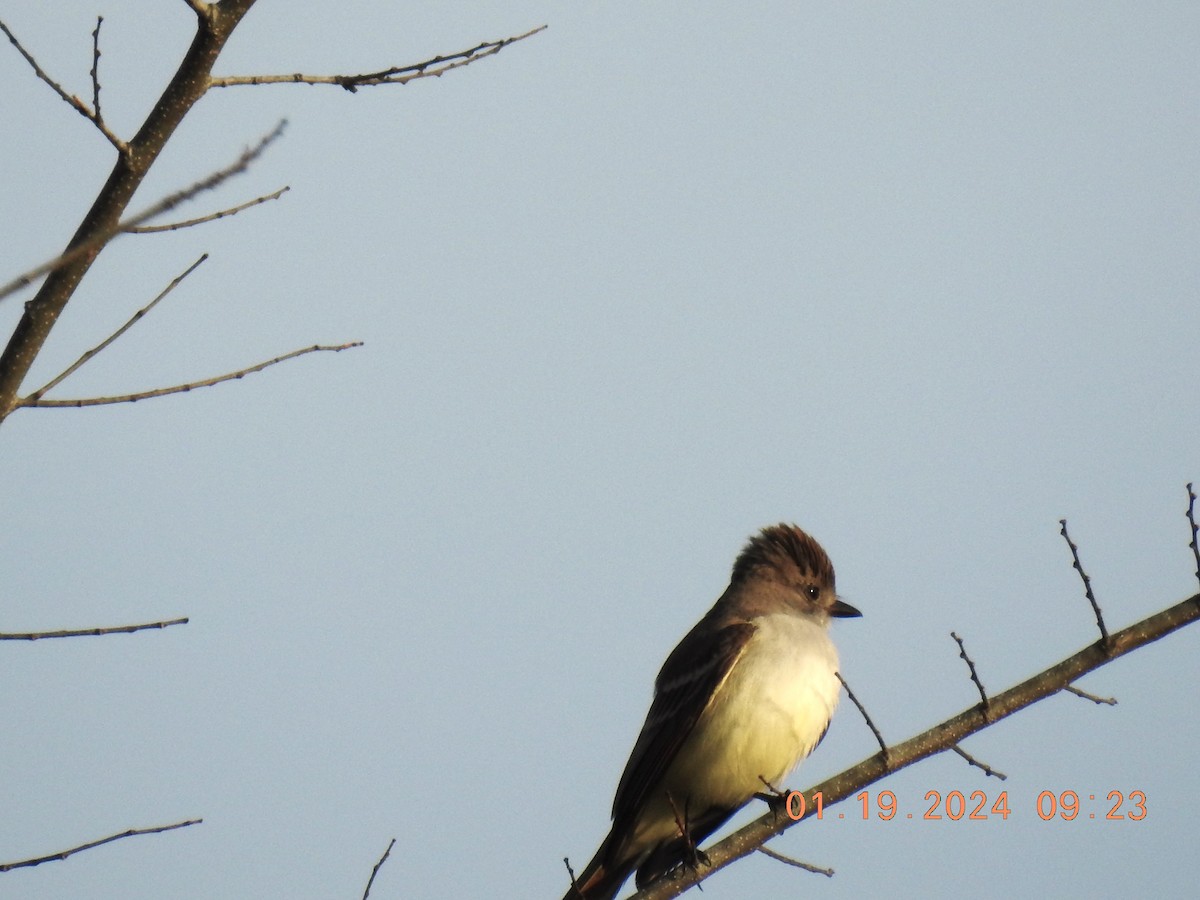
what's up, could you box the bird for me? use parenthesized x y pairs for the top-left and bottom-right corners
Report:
(562, 523), (861, 899)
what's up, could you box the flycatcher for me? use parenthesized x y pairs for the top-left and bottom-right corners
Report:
(563, 523), (860, 899)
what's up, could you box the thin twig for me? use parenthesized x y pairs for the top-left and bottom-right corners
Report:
(563, 858), (581, 899)
(0, 819), (201, 872)
(756, 845), (834, 877)
(20, 341), (363, 409)
(836, 671), (887, 756)
(1187, 483), (1200, 588)
(950, 632), (990, 714)
(950, 744), (1007, 780)
(1064, 684), (1117, 706)
(90, 16), (103, 123)
(361, 838), (396, 900)
(0, 120), (286, 304)
(128, 186), (290, 233)
(24, 255), (209, 403)
(0, 618), (188, 641)
(0, 17), (127, 155)
(1059, 519), (1109, 645)
(209, 24), (547, 91)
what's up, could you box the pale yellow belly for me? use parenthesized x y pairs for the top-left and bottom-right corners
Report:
(633, 613), (841, 846)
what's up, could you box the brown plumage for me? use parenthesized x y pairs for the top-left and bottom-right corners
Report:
(563, 524), (860, 900)
(730, 523), (836, 588)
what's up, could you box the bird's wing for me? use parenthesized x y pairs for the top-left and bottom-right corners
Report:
(610, 618), (756, 828)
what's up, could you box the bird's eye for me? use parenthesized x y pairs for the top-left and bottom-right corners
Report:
(804, 585), (821, 601)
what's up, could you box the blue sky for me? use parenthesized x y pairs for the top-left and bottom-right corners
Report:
(2, 3), (1198, 898)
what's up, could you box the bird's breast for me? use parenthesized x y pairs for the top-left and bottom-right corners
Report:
(663, 613), (842, 806)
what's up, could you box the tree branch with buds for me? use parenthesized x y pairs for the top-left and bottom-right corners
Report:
(627, 486), (1200, 899)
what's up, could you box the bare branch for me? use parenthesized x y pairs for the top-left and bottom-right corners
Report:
(90, 16), (103, 123)
(1064, 684), (1117, 706)
(0, 618), (188, 641)
(950, 744), (1007, 780)
(1059, 519), (1109, 644)
(0, 819), (201, 872)
(1187, 483), (1200, 588)
(949, 631), (990, 714)
(127, 186), (290, 233)
(20, 341), (363, 409)
(0, 0), (260, 423)
(633, 589), (1200, 899)
(0, 120), (285, 305)
(563, 858), (581, 897)
(0, 17), (128, 156)
(756, 845), (833, 878)
(24, 255), (209, 403)
(0, 2), (543, 424)
(362, 838), (396, 900)
(209, 24), (547, 91)
(835, 671), (887, 757)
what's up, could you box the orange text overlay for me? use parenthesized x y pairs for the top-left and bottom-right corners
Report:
(784, 789), (1147, 822)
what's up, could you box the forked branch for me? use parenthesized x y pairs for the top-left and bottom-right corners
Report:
(0, 121), (286, 305)
(633, 587), (1200, 899)
(0, 17), (127, 155)
(0, 0), (259, 423)
(0, 5), (544, 427)
(23, 254), (210, 404)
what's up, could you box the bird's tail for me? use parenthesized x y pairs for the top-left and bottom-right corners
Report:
(561, 833), (635, 900)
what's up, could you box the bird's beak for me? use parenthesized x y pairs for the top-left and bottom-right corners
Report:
(830, 598), (862, 618)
